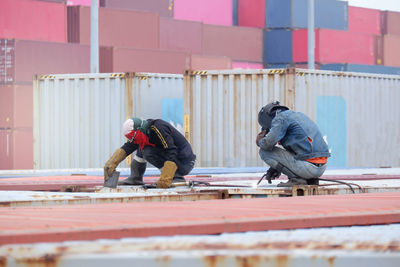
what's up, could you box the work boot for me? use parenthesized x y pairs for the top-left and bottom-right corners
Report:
(172, 174), (186, 183)
(307, 178), (319, 185)
(277, 178), (307, 187)
(118, 159), (147, 185)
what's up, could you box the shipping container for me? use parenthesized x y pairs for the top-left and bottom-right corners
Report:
(203, 24), (263, 62)
(375, 35), (384, 65)
(383, 35), (400, 68)
(184, 68), (400, 168)
(0, 39), (91, 84)
(266, 0), (348, 30)
(0, 0), (67, 42)
(189, 55), (232, 70)
(34, 73), (184, 169)
(174, 0), (233, 26)
(67, 6), (159, 49)
(237, 0), (265, 28)
(232, 61), (264, 69)
(0, 128), (33, 170)
(0, 84), (33, 129)
(100, 0), (173, 17)
(101, 47), (188, 74)
(67, 0), (92, 5)
(264, 29), (376, 65)
(321, 63), (400, 75)
(381, 10), (400, 35)
(348, 6), (381, 35)
(159, 17), (203, 54)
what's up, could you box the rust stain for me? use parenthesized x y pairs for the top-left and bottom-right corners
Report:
(0, 256), (7, 267)
(276, 254), (289, 267)
(327, 256), (336, 267)
(15, 254), (60, 267)
(203, 255), (224, 267)
(156, 255), (171, 266)
(236, 256), (261, 267)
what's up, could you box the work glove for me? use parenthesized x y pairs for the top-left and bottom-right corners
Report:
(257, 167), (281, 185)
(157, 161), (178, 188)
(256, 129), (267, 146)
(104, 148), (127, 181)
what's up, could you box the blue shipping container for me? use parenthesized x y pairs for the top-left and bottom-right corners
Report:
(266, 0), (348, 30)
(263, 29), (293, 64)
(321, 64), (400, 75)
(232, 0), (238, 25)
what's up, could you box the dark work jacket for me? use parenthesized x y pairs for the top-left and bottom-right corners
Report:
(121, 119), (196, 164)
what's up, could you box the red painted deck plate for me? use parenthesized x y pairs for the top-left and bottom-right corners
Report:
(0, 192), (399, 245)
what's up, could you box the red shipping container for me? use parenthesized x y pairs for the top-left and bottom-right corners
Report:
(238, 0), (265, 28)
(203, 24), (263, 62)
(375, 35), (384, 65)
(381, 11), (400, 35)
(160, 18), (203, 54)
(174, 0), (233, 26)
(0, 128), (33, 170)
(293, 29), (375, 65)
(348, 6), (381, 35)
(232, 61), (263, 69)
(0, 39), (91, 84)
(189, 55), (232, 70)
(0, 130), (13, 170)
(102, 47), (188, 74)
(101, 0), (173, 17)
(0, 0), (66, 42)
(0, 84), (33, 129)
(68, 6), (160, 49)
(383, 35), (400, 68)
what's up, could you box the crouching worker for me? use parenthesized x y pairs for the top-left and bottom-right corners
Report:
(104, 117), (196, 188)
(256, 101), (330, 187)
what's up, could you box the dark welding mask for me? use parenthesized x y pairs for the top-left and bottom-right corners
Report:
(258, 101), (289, 131)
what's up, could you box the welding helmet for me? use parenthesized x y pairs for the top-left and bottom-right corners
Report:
(258, 101), (289, 130)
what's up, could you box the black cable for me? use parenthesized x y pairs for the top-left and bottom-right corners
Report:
(318, 178), (356, 194)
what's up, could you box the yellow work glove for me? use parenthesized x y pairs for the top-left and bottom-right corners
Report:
(104, 148), (126, 181)
(157, 161), (178, 188)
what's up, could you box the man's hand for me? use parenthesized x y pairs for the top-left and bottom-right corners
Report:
(157, 161), (178, 188)
(256, 130), (267, 146)
(104, 148), (127, 181)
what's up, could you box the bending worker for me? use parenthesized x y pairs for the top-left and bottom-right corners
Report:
(256, 101), (330, 187)
(104, 117), (196, 188)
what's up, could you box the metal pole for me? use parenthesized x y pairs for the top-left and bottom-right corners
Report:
(90, 0), (99, 73)
(308, 0), (315, 69)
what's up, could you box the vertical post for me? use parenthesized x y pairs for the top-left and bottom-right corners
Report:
(90, 0), (99, 73)
(308, 0), (315, 69)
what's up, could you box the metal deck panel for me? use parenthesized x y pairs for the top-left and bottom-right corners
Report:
(0, 192), (400, 245)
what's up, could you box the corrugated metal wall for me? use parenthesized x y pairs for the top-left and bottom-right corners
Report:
(34, 73), (183, 169)
(184, 68), (400, 168)
(184, 69), (294, 167)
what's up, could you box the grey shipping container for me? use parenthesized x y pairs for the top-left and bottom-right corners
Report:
(266, 0), (348, 30)
(321, 64), (400, 75)
(184, 68), (400, 168)
(34, 73), (184, 169)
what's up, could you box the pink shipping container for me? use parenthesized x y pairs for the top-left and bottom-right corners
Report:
(203, 24), (263, 62)
(159, 18), (203, 54)
(174, 0), (233, 26)
(0, 128), (33, 170)
(0, 39), (91, 84)
(237, 0), (265, 28)
(68, 6), (159, 49)
(101, 47), (188, 74)
(101, 0), (173, 17)
(0, 0), (66, 42)
(232, 61), (263, 69)
(67, 0), (92, 5)
(293, 29), (375, 65)
(348, 6), (381, 35)
(0, 84), (33, 129)
(383, 35), (400, 68)
(189, 55), (232, 70)
(381, 11), (400, 35)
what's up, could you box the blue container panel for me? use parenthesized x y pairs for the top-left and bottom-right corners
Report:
(232, 0), (238, 26)
(266, 0), (292, 28)
(316, 0), (348, 30)
(263, 29), (293, 64)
